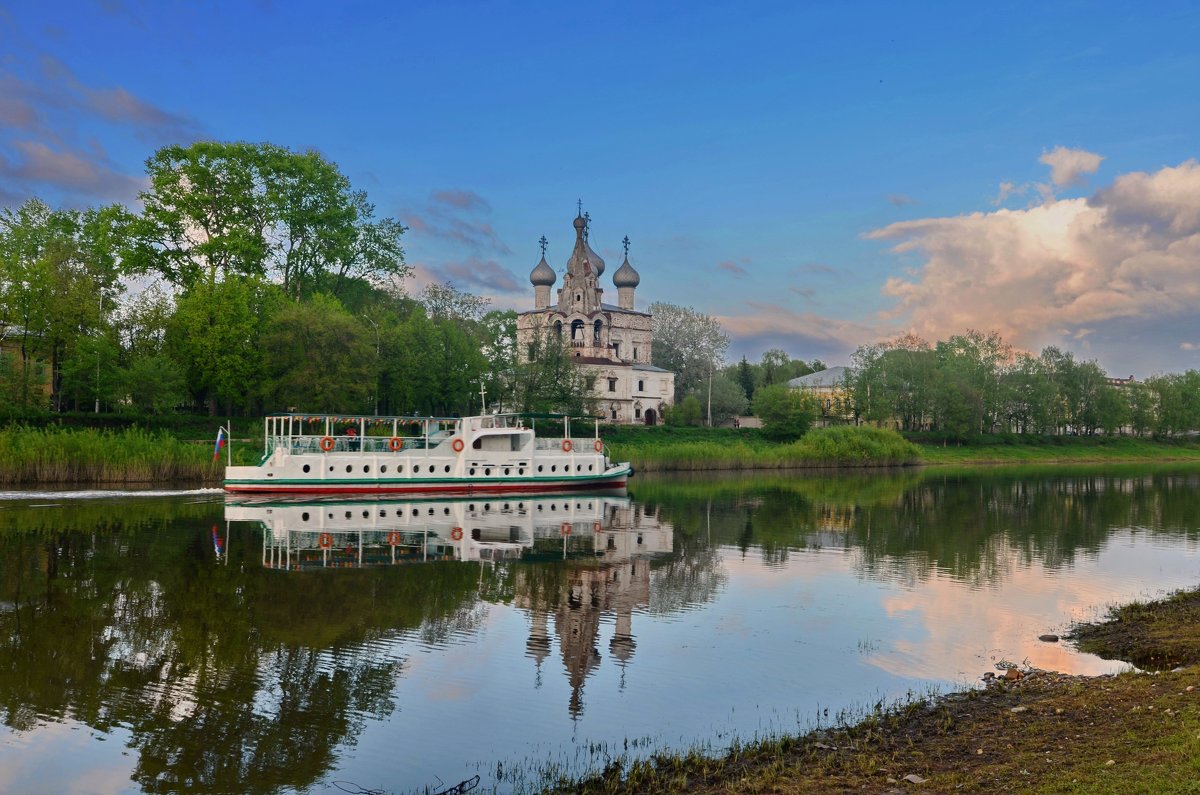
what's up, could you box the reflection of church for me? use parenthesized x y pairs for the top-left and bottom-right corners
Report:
(516, 503), (672, 717)
(516, 209), (676, 425)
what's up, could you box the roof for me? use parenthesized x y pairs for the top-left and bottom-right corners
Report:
(632, 364), (671, 373)
(517, 303), (650, 318)
(787, 366), (849, 389)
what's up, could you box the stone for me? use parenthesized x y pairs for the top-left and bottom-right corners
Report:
(1004, 668), (1025, 681)
(902, 774), (928, 784)
(1011, 706), (1029, 713)
(1187, 686), (1195, 692)
(1038, 634), (1060, 642)
(1105, 759), (1116, 767)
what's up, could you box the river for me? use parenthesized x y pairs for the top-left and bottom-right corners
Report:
(1, 466), (1199, 793)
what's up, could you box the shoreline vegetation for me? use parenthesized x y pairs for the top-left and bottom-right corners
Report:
(548, 588), (1200, 794)
(3, 421), (1200, 484)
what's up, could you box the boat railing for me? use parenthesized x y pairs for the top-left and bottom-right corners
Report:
(533, 437), (600, 452)
(267, 434), (438, 456)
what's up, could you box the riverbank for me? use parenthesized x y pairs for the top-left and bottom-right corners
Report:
(0, 425), (220, 485)
(553, 589), (1200, 793)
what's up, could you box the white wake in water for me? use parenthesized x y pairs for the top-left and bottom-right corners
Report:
(0, 487), (224, 502)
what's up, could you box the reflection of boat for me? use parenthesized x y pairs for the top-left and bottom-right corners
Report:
(225, 495), (671, 569)
(224, 413), (631, 495)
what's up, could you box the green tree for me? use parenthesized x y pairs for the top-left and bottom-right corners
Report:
(752, 384), (817, 441)
(649, 302), (729, 419)
(736, 356), (755, 402)
(509, 326), (595, 416)
(667, 394), (703, 426)
(259, 294), (375, 412)
(706, 374), (750, 426)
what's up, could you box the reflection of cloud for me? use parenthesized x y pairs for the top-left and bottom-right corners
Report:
(868, 158), (1200, 350)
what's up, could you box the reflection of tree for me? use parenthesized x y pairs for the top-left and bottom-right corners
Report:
(0, 501), (482, 794)
(636, 468), (1200, 589)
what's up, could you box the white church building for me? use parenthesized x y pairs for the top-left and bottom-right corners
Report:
(516, 210), (675, 425)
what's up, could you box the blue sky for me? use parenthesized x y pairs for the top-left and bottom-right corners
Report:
(3, 1), (1200, 375)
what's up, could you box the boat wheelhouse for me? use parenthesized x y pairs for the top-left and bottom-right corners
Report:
(223, 413), (630, 495)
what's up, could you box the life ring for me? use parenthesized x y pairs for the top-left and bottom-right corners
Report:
(318, 532), (333, 549)
(561, 439), (573, 453)
(593, 439), (603, 453)
(387, 531), (401, 546)
(451, 527), (464, 541)
(319, 436), (335, 452)
(560, 522), (572, 536)
(389, 436), (403, 452)
(452, 438), (465, 453)
(593, 521), (602, 532)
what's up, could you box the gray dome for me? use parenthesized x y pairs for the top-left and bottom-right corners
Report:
(613, 255), (640, 288)
(530, 254), (556, 286)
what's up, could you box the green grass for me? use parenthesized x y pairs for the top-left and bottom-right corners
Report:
(0, 425), (222, 485)
(917, 435), (1200, 465)
(605, 425), (920, 471)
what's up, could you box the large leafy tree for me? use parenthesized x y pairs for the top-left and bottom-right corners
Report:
(649, 302), (730, 410)
(132, 141), (408, 298)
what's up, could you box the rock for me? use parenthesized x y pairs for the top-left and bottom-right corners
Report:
(976, 748), (984, 755)
(1038, 634), (1060, 642)
(1173, 666), (1187, 672)
(1187, 686), (1195, 692)
(1004, 668), (1025, 681)
(902, 773), (928, 784)
(814, 742), (836, 750)
(1055, 707), (1065, 714)
(1011, 706), (1029, 713)
(1105, 759), (1116, 767)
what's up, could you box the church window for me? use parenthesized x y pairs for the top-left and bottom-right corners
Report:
(638, 380), (644, 392)
(608, 378), (617, 392)
(575, 293), (581, 303)
(635, 406), (642, 419)
(554, 321), (562, 338)
(527, 344), (534, 359)
(613, 342), (620, 357)
(611, 409), (617, 419)
(633, 347), (638, 360)
(571, 319), (584, 340)
(593, 319), (602, 341)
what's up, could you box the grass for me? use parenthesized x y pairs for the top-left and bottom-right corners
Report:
(0, 425), (222, 485)
(916, 434), (1200, 466)
(542, 587), (1200, 793)
(606, 425), (920, 471)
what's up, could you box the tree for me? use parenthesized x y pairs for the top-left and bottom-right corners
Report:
(736, 356), (755, 402)
(259, 294), (375, 412)
(752, 384), (817, 441)
(705, 375), (750, 426)
(649, 302), (730, 417)
(667, 395), (703, 426)
(133, 141), (407, 298)
(508, 327), (595, 416)
(419, 282), (490, 323)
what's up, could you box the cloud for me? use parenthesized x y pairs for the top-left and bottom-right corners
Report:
(1039, 146), (1103, 188)
(431, 188), (490, 212)
(718, 302), (878, 360)
(1182, 342), (1198, 351)
(886, 193), (917, 207)
(0, 140), (144, 201)
(718, 260), (748, 277)
(434, 256), (521, 293)
(867, 158), (1200, 353)
(789, 262), (836, 277)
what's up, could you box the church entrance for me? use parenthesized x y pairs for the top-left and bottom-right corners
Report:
(644, 408), (657, 426)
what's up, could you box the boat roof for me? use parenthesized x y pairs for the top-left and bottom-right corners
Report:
(263, 411), (598, 422)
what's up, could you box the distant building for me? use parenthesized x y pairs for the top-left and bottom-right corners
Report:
(516, 210), (675, 425)
(787, 366), (853, 425)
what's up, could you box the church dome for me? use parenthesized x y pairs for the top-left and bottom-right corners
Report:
(585, 240), (606, 276)
(530, 254), (556, 286)
(613, 255), (640, 288)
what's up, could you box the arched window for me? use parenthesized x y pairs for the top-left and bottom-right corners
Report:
(554, 320), (563, 338)
(571, 319), (584, 340)
(593, 319), (603, 342)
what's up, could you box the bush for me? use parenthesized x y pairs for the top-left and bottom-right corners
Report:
(752, 385), (817, 441)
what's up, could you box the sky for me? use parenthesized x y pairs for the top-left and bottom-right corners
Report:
(2, 1), (1199, 376)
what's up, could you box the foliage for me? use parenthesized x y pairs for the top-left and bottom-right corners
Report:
(131, 141), (408, 298)
(509, 328), (596, 416)
(419, 281), (490, 322)
(666, 394), (703, 426)
(0, 425), (218, 483)
(648, 302), (729, 402)
(752, 383), (817, 441)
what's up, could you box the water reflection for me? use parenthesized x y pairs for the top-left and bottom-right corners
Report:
(1, 469), (1199, 793)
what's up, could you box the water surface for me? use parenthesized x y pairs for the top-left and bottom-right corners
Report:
(2, 467), (1199, 793)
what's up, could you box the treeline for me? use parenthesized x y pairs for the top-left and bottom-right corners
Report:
(0, 141), (591, 418)
(848, 330), (1200, 438)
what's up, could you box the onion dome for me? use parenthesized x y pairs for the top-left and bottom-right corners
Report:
(530, 254), (555, 286)
(613, 254), (640, 288)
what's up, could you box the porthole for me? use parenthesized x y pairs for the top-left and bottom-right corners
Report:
(504, 468), (510, 475)
(485, 468), (492, 477)
(414, 465), (420, 473)
(397, 466), (404, 474)
(518, 468), (525, 475)
(345, 465), (352, 473)
(551, 465), (557, 472)
(301, 512), (310, 522)
(412, 509), (418, 516)
(328, 466), (334, 472)
(381, 465), (388, 473)
(362, 510), (369, 518)
(380, 510), (387, 517)
(469, 503), (475, 511)
(588, 464), (593, 471)
(302, 464), (311, 473)
(443, 507), (450, 515)
(444, 465), (451, 473)
(470, 468), (476, 475)
(328, 513), (334, 519)
(345, 511), (352, 519)
(428, 507), (435, 515)
(363, 465), (370, 473)
(484, 503), (491, 511)
(537, 504), (543, 511)
(537, 465), (543, 472)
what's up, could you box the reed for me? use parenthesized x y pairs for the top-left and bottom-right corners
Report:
(0, 425), (221, 485)
(608, 425), (920, 471)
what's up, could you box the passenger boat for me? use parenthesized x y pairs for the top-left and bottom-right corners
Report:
(222, 412), (631, 495)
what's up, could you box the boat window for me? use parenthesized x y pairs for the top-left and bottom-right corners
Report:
(414, 465), (420, 473)
(362, 510), (369, 518)
(504, 468), (510, 475)
(302, 464), (311, 473)
(470, 468), (476, 475)
(412, 509), (418, 516)
(485, 468), (492, 476)
(301, 512), (310, 522)
(345, 511), (352, 519)
(381, 465), (388, 473)
(328, 466), (334, 472)
(537, 465), (543, 472)
(518, 468), (524, 475)
(363, 465), (370, 473)
(551, 465), (557, 472)
(345, 465), (352, 473)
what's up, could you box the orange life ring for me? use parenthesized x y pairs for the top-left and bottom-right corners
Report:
(451, 527), (464, 541)
(561, 522), (572, 536)
(452, 438), (465, 453)
(593, 521), (602, 532)
(561, 439), (573, 453)
(318, 532), (333, 549)
(593, 439), (603, 453)
(387, 531), (401, 546)
(389, 436), (403, 452)
(319, 436), (335, 452)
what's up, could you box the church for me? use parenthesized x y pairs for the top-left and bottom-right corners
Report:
(516, 210), (675, 425)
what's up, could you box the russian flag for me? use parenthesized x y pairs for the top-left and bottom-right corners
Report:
(213, 428), (226, 460)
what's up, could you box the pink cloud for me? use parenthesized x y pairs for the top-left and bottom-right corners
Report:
(431, 189), (490, 212)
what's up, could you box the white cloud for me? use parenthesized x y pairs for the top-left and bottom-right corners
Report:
(867, 159), (1200, 352)
(1039, 146), (1104, 188)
